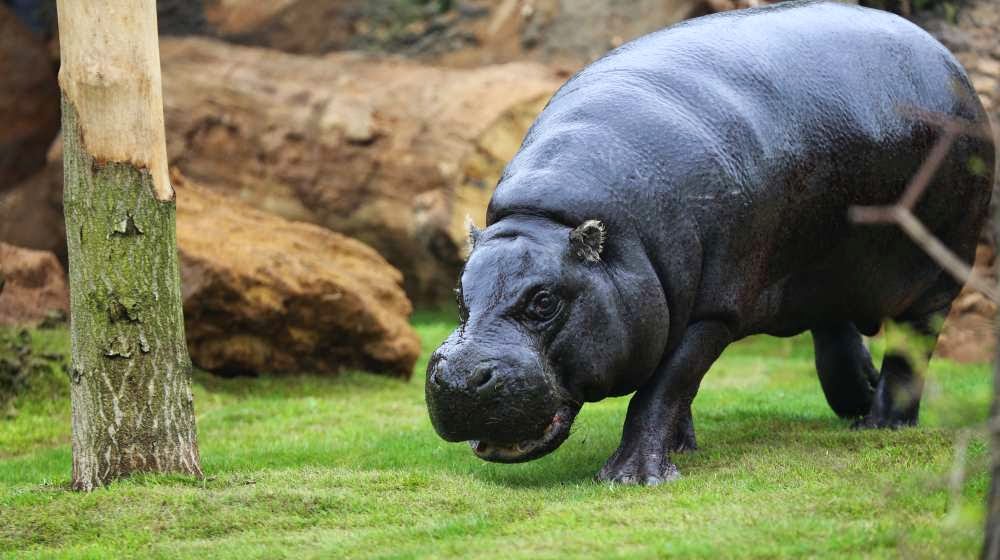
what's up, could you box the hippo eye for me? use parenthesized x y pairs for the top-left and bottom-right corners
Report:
(526, 290), (560, 321)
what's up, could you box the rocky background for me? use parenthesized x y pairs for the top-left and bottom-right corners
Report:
(0, 0), (997, 377)
(914, 0), (999, 363)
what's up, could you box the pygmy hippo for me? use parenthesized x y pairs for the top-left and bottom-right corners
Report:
(425, 0), (996, 485)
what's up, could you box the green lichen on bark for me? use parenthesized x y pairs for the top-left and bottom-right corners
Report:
(62, 98), (202, 491)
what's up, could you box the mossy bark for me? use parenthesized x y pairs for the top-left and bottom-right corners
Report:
(63, 99), (202, 491)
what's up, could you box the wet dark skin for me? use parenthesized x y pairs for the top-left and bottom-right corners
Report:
(425, 0), (996, 485)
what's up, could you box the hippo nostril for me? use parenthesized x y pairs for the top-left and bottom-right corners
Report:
(428, 357), (446, 387)
(471, 364), (495, 392)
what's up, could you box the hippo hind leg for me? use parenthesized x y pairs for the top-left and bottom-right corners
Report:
(669, 397), (697, 452)
(812, 322), (878, 419)
(854, 288), (956, 429)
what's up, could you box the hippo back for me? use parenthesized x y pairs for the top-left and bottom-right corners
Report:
(487, 0), (988, 245)
(485, 0), (993, 335)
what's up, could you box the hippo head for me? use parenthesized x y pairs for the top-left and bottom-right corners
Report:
(425, 215), (668, 463)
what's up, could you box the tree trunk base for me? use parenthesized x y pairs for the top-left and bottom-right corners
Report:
(63, 99), (203, 491)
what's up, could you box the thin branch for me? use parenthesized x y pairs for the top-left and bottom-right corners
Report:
(849, 105), (997, 303)
(850, 205), (997, 301)
(896, 105), (995, 141)
(894, 207), (998, 302)
(897, 127), (957, 211)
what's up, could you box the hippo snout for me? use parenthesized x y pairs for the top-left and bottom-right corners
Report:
(425, 349), (561, 445)
(427, 356), (504, 397)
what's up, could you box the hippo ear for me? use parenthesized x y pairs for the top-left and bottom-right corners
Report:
(466, 215), (482, 253)
(570, 220), (606, 262)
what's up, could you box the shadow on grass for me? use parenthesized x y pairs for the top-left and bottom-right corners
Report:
(322, 407), (876, 489)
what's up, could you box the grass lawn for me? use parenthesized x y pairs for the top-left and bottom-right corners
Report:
(0, 311), (994, 559)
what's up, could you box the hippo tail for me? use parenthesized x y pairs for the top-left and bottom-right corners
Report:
(811, 322), (878, 419)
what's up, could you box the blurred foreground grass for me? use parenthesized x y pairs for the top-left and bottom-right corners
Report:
(0, 311), (993, 559)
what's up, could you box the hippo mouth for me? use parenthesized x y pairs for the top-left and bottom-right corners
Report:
(468, 405), (579, 463)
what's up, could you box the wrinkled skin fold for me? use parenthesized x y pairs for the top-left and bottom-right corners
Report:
(424, 1), (995, 485)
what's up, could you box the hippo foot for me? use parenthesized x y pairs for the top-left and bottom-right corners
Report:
(596, 451), (680, 486)
(851, 415), (917, 430)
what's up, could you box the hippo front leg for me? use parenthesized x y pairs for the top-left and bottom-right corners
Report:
(597, 321), (733, 485)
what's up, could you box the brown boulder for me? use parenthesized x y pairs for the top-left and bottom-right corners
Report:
(204, 0), (365, 54)
(0, 242), (69, 326)
(0, 160), (66, 265)
(175, 175), (420, 378)
(937, 242), (997, 363)
(462, 0), (706, 66)
(0, 4), (60, 191)
(937, 290), (996, 363)
(203, 0), (494, 58)
(201, 0), (707, 65)
(159, 37), (561, 306)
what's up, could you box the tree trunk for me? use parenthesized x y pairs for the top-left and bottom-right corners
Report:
(58, 0), (202, 491)
(984, 135), (1000, 559)
(988, 348), (1000, 556)
(986, 232), (1000, 555)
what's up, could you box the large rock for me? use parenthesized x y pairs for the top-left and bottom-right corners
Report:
(919, 0), (999, 363)
(0, 242), (69, 326)
(937, 242), (997, 363)
(159, 37), (561, 306)
(0, 160), (421, 377)
(158, 0), (208, 35)
(200, 0), (707, 65)
(463, 0), (706, 65)
(175, 175), (420, 378)
(204, 0), (366, 54)
(0, 4), (59, 191)
(203, 0), (507, 58)
(0, 160), (65, 265)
